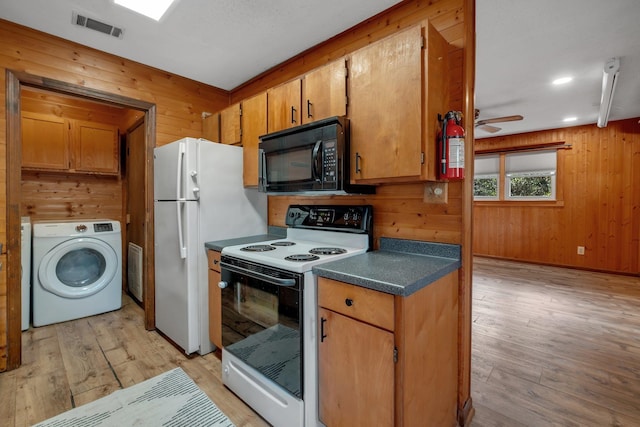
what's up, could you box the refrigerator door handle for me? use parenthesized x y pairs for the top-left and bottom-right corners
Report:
(176, 142), (186, 200)
(176, 200), (187, 259)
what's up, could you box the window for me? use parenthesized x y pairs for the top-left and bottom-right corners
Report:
(505, 151), (556, 200)
(473, 154), (499, 199)
(474, 149), (558, 201)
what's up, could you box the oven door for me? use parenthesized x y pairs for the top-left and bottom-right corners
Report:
(220, 256), (304, 399)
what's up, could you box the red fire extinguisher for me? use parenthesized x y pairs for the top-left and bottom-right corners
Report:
(438, 111), (465, 180)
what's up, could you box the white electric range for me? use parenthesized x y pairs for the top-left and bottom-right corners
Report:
(219, 204), (373, 427)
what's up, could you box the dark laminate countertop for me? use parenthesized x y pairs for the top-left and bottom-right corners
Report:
(312, 238), (461, 297)
(204, 226), (286, 252)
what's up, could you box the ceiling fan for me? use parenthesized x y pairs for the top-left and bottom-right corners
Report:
(474, 109), (523, 133)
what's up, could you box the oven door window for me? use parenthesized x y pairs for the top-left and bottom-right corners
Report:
(221, 269), (302, 399)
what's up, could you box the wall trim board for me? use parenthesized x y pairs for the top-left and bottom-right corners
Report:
(4, 69), (157, 370)
(474, 141), (569, 154)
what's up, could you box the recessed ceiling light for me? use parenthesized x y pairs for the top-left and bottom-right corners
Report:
(114, 0), (175, 21)
(563, 117), (577, 122)
(553, 76), (573, 85)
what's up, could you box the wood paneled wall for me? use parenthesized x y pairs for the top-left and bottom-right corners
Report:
(0, 19), (229, 372)
(473, 118), (640, 274)
(269, 182), (463, 248)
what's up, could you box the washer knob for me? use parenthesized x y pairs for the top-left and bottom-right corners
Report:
(76, 224), (87, 233)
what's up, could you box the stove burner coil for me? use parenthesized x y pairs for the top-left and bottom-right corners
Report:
(240, 244), (277, 252)
(309, 247), (348, 255)
(270, 241), (296, 246)
(285, 254), (320, 262)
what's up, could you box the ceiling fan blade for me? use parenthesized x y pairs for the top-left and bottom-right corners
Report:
(476, 115), (523, 126)
(477, 124), (502, 133)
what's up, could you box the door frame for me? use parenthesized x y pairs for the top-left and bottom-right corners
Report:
(5, 70), (157, 369)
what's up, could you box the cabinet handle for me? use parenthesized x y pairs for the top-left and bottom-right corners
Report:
(320, 317), (327, 342)
(213, 259), (219, 265)
(291, 106), (297, 124)
(355, 152), (362, 173)
(307, 100), (313, 118)
(345, 298), (353, 307)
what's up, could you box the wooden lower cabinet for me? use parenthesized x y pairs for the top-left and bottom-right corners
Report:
(207, 250), (222, 349)
(318, 307), (395, 426)
(318, 271), (459, 426)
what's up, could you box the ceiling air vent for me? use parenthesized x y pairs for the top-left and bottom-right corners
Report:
(72, 12), (123, 39)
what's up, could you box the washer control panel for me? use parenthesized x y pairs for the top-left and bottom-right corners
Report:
(93, 223), (114, 233)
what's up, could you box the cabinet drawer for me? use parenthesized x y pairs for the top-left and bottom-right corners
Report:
(207, 249), (221, 272)
(318, 278), (394, 331)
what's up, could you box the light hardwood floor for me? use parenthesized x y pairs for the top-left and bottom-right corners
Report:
(2, 258), (639, 426)
(471, 257), (640, 427)
(0, 294), (269, 427)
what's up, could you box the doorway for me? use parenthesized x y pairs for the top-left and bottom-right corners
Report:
(5, 70), (157, 370)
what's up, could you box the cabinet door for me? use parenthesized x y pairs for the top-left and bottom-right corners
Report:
(318, 307), (395, 427)
(202, 112), (220, 142)
(267, 79), (301, 132)
(21, 112), (69, 170)
(208, 268), (222, 349)
(241, 92), (267, 187)
(220, 103), (241, 146)
(349, 25), (423, 182)
(302, 59), (347, 124)
(74, 120), (120, 174)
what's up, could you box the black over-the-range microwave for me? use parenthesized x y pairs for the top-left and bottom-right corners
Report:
(258, 116), (375, 194)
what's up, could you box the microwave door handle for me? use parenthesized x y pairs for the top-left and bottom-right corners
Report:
(220, 262), (297, 287)
(312, 140), (322, 182)
(259, 149), (268, 191)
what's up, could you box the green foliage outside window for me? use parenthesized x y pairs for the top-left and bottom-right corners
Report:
(508, 176), (552, 197)
(474, 177), (498, 197)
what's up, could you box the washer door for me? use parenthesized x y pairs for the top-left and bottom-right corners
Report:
(39, 237), (118, 299)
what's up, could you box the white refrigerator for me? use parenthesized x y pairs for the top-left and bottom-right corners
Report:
(154, 138), (267, 355)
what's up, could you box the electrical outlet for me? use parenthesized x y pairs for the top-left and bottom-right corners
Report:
(577, 246), (585, 255)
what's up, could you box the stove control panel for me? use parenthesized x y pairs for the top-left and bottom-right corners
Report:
(285, 204), (372, 233)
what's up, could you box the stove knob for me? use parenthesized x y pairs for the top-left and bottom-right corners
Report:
(218, 281), (228, 289)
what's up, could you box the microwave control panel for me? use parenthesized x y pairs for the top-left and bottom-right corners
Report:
(322, 139), (338, 183)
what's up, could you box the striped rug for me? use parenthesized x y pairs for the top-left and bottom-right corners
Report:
(34, 368), (235, 427)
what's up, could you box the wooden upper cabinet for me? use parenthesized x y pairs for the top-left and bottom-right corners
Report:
(241, 92), (267, 187)
(302, 59), (348, 124)
(267, 79), (302, 132)
(349, 22), (448, 183)
(22, 112), (70, 170)
(22, 112), (119, 175)
(73, 120), (119, 174)
(202, 112), (220, 142)
(220, 102), (242, 146)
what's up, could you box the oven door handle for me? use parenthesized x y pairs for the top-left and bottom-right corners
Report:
(220, 262), (297, 287)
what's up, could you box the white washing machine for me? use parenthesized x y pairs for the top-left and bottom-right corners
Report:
(21, 216), (31, 331)
(32, 219), (122, 327)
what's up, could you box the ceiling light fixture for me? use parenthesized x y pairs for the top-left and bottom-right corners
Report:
(552, 76), (573, 85)
(597, 57), (620, 128)
(114, 0), (175, 21)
